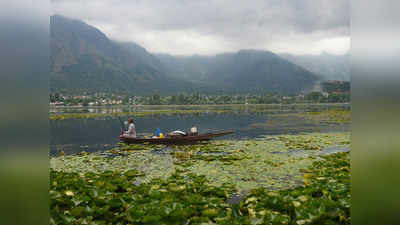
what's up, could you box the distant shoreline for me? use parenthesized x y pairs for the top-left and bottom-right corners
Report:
(49, 102), (350, 109)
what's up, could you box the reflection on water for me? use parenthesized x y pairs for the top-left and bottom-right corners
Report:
(49, 103), (349, 115)
(50, 104), (350, 155)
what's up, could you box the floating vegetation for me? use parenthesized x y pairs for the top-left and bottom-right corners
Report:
(49, 109), (229, 120)
(51, 132), (349, 191)
(50, 168), (238, 224)
(51, 150), (176, 184)
(249, 113), (323, 133)
(302, 109), (351, 123)
(277, 132), (350, 151)
(50, 132), (350, 224)
(251, 109), (350, 133)
(240, 152), (350, 225)
(49, 104), (350, 121)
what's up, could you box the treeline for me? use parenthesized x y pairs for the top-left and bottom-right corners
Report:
(50, 92), (349, 106)
(322, 81), (350, 93)
(145, 94), (281, 105)
(304, 92), (350, 103)
(145, 93), (349, 105)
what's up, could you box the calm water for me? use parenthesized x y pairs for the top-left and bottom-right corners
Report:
(50, 104), (350, 155)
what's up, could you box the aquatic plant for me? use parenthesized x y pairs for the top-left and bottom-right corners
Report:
(277, 132), (350, 151)
(303, 109), (350, 123)
(49, 109), (229, 120)
(49, 104), (350, 121)
(240, 152), (350, 225)
(50, 132), (350, 224)
(50, 151), (350, 224)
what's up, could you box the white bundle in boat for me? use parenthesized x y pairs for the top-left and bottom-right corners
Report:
(171, 130), (186, 135)
(190, 127), (197, 133)
(167, 130), (187, 137)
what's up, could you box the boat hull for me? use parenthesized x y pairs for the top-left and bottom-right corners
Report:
(120, 131), (234, 144)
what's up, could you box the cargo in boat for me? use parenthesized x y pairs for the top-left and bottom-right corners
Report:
(120, 130), (234, 144)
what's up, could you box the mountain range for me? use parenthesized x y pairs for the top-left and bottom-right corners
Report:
(51, 15), (191, 95)
(51, 15), (348, 95)
(280, 52), (350, 81)
(157, 51), (319, 94)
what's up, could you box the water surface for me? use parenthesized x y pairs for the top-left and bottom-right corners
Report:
(50, 104), (350, 155)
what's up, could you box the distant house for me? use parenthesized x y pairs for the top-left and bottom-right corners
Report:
(295, 95), (305, 101)
(54, 101), (65, 106)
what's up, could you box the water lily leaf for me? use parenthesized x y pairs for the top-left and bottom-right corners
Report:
(70, 206), (85, 217)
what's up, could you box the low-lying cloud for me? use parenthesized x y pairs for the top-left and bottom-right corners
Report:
(52, 0), (349, 56)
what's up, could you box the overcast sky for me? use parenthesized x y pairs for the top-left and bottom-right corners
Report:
(52, 0), (349, 56)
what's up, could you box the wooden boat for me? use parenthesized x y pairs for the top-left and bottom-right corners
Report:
(120, 130), (235, 144)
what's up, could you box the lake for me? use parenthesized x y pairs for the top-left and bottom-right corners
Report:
(50, 104), (350, 155)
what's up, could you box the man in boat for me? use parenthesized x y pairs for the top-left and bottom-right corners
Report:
(123, 118), (136, 138)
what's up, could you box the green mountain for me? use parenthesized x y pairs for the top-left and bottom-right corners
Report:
(51, 15), (319, 95)
(50, 15), (190, 94)
(157, 50), (319, 94)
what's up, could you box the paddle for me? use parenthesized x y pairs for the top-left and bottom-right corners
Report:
(118, 117), (126, 135)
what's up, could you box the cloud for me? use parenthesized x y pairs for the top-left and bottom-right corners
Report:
(51, 0), (349, 55)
